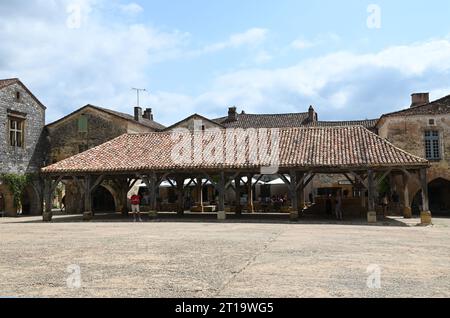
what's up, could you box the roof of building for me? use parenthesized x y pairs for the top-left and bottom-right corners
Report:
(162, 113), (225, 131)
(46, 104), (166, 131)
(214, 112), (378, 130)
(378, 94), (450, 123)
(41, 126), (428, 174)
(0, 78), (46, 109)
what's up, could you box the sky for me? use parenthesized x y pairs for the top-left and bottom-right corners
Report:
(1, 0), (450, 125)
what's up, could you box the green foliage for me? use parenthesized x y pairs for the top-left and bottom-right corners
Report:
(1, 173), (33, 208)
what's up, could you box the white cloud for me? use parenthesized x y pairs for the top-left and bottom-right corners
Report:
(290, 33), (341, 51)
(202, 28), (268, 53)
(119, 3), (144, 15)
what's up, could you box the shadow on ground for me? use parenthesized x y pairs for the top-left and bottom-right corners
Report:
(4, 211), (410, 227)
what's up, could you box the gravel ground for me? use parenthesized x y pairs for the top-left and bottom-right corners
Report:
(0, 215), (449, 298)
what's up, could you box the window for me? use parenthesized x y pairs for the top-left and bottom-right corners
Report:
(9, 117), (24, 148)
(425, 131), (441, 160)
(428, 119), (435, 126)
(15, 91), (21, 101)
(78, 115), (88, 133)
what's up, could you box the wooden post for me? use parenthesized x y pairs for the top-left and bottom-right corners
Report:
(290, 170), (298, 220)
(402, 173), (412, 218)
(247, 174), (254, 213)
(176, 177), (185, 216)
(235, 176), (242, 215)
(419, 168), (432, 225)
(297, 172), (305, 215)
(217, 171), (226, 220)
(197, 177), (204, 213)
(83, 175), (93, 221)
(42, 178), (53, 222)
(367, 170), (377, 223)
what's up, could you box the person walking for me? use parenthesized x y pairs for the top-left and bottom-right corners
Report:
(130, 193), (143, 222)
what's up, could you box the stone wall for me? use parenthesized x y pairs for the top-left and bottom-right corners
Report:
(0, 82), (46, 216)
(378, 114), (450, 213)
(0, 82), (46, 174)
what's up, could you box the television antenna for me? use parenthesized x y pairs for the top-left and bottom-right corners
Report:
(132, 88), (147, 107)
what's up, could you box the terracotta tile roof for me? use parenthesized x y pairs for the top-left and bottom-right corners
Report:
(379, 94), (450, 119)
(214, 113), (378, 130)
(41, 126), (428, 174)
(93, 105), (166, 131)
(46, 104), (166, 131)
(214, 112), (310, 128)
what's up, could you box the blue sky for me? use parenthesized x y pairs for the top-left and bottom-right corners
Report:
(1, 0), (450, 125)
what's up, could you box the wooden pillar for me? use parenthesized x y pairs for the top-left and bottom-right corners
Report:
(197, 177), (204, 213)
(217, 171), (226, 220)
(367, 170), (377, 223)
(235, 176), (242, 215)
(247, 174), (254, 213)
(419, 168), (432, 225)
(42, 178), (53, 222)
(402, 173), (412, 218)
(83, 175), (93, 221)
(176, 177), (185, 216)
(297, 172), (305, 215)
(290, 170), (298, 220)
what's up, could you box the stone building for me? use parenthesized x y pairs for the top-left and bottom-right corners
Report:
(377, 93), (450, 216)
(45, 105), (165, 214)
(0, 78), (47, 216)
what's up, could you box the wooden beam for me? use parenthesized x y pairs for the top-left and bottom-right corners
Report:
(89, 175), (105, 193)
(375, 168), (393, 187)
(278, 174), (290, 186)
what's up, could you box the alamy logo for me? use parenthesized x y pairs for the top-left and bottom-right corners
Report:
(66, 264), (82, 289)
(366, 264), (382, 289)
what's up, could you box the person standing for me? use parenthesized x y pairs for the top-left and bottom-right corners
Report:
(130, 193), (143, 222)
(325, 194), (333, 216)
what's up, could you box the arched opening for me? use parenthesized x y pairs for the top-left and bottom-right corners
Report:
(21, 189), (31, 215)
(412, 178), (450, 216)
(92, 186), (116, 212)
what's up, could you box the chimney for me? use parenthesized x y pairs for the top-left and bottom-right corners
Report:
(143, 108), (153, 120)
(411, 93), (429, 108)
(308, 105), (317, 122)
(134, 107), (142, 122)
(228, 106), (238, 122)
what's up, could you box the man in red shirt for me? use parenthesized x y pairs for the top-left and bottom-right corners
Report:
(130, 193), (142, 222)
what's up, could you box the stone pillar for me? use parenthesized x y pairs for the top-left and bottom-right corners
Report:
(235, 176), (242, 215)
(419, 168), (432, 225)
(83, 175), (93, 221)
(217, 172), (226, 220)
(367, 170), (377, 223)
(42, 178), (53, 222)
(197, 177), (204, 213)
(402, 173), (412, 218)
(289, 171), (298, 220)
(247, 174), (254, 213)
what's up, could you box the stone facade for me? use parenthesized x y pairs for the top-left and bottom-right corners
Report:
(378, 112), (450, 214)
(0, 80), (46, 216)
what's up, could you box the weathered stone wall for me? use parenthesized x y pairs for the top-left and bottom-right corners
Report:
(378, 114), (450, 213)
(0, 83), (46, 216)
(0, 82), (46, 174)
(378, 114), (450, 182)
